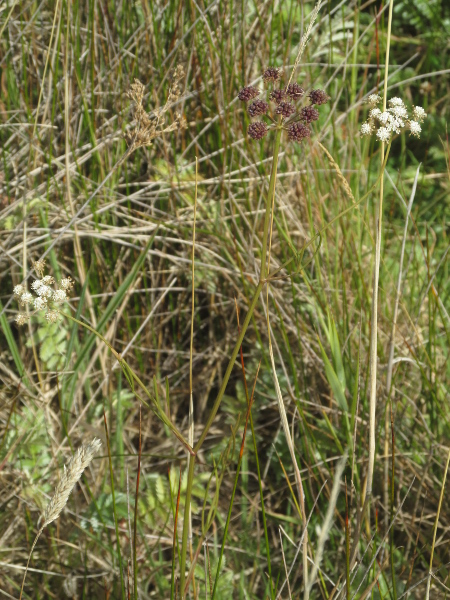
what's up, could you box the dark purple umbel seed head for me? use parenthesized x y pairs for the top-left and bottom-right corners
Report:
(288, 122), (311, 142)
(308, 89), (329, 105)
(238, 86), (260, 102)
(300, 106), (320, 123)
(262, 66), (282, 83)
(248, 99), (269, 117)
(275, 101), (295, 118)
(248, 121), (268, 140)
(286, 83), (304, 100)
(269, 89), (286, 104)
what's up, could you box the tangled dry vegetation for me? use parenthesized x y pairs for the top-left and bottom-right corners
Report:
(0, 0), (449, 598)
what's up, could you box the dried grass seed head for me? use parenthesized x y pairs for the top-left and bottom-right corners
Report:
(40, 439), (102, 528)
(125, 67), (187, 151)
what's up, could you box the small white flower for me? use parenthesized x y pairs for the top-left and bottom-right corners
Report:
(34, 296), (47, 311)
(368, 94), (382, 106)
(409, 120), (422, 137)
(389, 106), (408, 119)
(389, 118), (404, 134)
(369, 108), (382, 119)
(37, 285), (53, 299)
(14, 285), (25, 296)
(20, 292), (33, 306)
(52, 289), (67, 304)
(59, 277), (73, 291)
(376, 127), (391, 142)
(389, 97), (404, 107)
(15, 314), (28, 325)
(45, 310), (60, 323)
(378, 111), (391, 125)
(31, 280), (43, 292)
(361, 122), (373, 136)
(41, 275), (55, 285)
(412, 106), (426, 122)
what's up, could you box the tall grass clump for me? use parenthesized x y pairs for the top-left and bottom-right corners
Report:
(0, 0), (449, 598)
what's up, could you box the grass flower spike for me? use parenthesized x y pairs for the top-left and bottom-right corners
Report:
(41, 439), (102, 528)
(20, 439), (102, 599)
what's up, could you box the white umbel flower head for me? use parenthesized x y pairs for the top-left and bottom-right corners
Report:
(31, 280), (43, 292)
(376, 127), (391, 142)
(20, 292), (33, 306)
(368, 94), (382, 106)
(45, 310), (60, 323)
(409, 121), (422, 137)
(389, 105), (408, 119)
(390, 118), (404, 134)
(378, 111), (391, 125)
(369, 108), (382, 119)
(361, 122), (373, 136)
(34, 296), (47, 311)
(15, 314), (29, 325)
(389, 97), (404, 107)
(40, 439), (102, 528)
(59, 277), (74, 291)
(41, 275), (55, 285)
(37, 285), (52, 299)
(412, 106), (426, 122)
(52, 289), (67, 304)
(14, 285), (25, 296)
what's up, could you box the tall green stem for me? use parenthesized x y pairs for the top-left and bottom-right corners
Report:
(178, 124), (283, 597)
(366, 0), (394, 499)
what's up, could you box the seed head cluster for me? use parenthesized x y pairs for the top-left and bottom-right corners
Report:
(14, 260), (73, 325)
(238, 67), (329, 142)
(40, 439), (102, 529)
(125, 65), (187, 150)
(361, 94), (426, 141)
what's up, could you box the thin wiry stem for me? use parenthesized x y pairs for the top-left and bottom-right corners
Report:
(425, 447), (450, 600)
(366, 0), (394, 500)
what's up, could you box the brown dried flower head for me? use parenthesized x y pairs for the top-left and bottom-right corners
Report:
(286, 83), (304, 100)
(269, 89), (286, 104)
(248, 121), (268, 140)
(276, 101), (296, 118)
(288, 122), (311, 142)
(125, 66), (187, 151)
(262, 66), (283, 83)
(238, 66), (330, 143)
(248, 100), (269, 118)
(238, 86), (260, 102)
(300, 106), (320, 123)
(308, 89), (330, 105)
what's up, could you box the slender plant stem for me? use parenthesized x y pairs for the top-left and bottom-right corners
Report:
(103, 409), (126, 598)
(179, 124), (283, 597)
(366, 0), (394, 500)
(133, 404), (142, 600)
(210, 364), (260, 600)
(425, 446), (450, 599)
